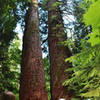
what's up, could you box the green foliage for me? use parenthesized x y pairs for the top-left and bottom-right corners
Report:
(64, 44), (100, 99)
(85, 0), (97, 3)
(63, 0), (100, 99)
(25, 0), (31, 2)
(41, 0), (49, 10)
(16, 93), (19, 100)
(0, 37), (21, 94)
(51, 15), (57, 20)
(43, 58), (51, 100)
(83, 0), (100, 46)
(48, 1), (63, 11)
(0, 0), (26, 94)
(71, 98), (80, 100)
(52, 1), (63, 8)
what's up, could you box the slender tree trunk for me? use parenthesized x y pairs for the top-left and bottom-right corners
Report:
(20, 0), (48, 100)
(48, 0), (75, 100)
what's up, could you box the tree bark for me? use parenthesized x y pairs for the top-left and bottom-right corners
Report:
(48, 0), (75, 100)
(20, 0), (48, 100)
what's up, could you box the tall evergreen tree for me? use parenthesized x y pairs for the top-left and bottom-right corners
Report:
(20, 0), (48, 100)
(48, 0), (75, 99)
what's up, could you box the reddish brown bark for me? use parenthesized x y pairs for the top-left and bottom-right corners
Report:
(20, 0), (48, 100)
(48, 0), (75, 100)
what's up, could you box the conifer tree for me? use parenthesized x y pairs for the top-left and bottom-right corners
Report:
(20, 0), (48, 100)
(48, 0), (75, 99)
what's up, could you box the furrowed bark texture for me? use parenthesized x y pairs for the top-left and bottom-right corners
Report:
(20, 0), (48, 100)
(48, 0), (75, 100)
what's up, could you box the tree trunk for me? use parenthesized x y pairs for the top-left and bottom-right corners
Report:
(48, 0), (75, 100)
(2, 91), (16, 100)
(20, 0), (48, 100)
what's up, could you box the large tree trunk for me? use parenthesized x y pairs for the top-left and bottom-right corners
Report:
(48, 0), (75, 100)
(20, 0), (48, 100)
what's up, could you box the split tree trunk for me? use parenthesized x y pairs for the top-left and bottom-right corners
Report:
(20, 0), (48, 100)
(48, 0), (75, 100)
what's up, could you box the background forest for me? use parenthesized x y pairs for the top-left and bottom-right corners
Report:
(0, 0), (100, 100)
